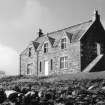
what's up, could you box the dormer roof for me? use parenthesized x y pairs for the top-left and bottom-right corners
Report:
(66, 32), (73, 43)
(47, 36), (55, 46)
(32, 41), (40, 50)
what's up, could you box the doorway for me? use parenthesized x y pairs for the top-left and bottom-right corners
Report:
(45, 61), (49, 76)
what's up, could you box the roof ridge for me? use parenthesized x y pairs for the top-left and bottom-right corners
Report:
(33, 20), (92, 41)
(47, 20), (92, 35)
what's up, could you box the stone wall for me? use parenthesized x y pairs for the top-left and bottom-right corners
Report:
(37, 38), (80, 76)
(20, 37), (81, 77)
(20, 42), (38, 76)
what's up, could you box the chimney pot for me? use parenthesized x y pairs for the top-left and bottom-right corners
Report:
(38, 28), (43, 37)
(92, 10), (100, 21)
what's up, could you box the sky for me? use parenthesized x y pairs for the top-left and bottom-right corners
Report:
(0, 0), (105, 75)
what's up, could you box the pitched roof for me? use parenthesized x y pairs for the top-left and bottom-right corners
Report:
(33, 20), (93, 50)
(48, 20), (93, 42)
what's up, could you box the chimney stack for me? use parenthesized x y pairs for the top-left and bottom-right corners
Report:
(95, 10), (100, 21)
(92, 10), (100, 21)
(38, 28), (43, 37)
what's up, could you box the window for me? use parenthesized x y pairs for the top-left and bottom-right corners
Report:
(61, 38), (66, 49)
(44, 43), (48, 53)
(27, 63), (32, 75)
(29, 48), (32, 57)
(40, 62), (42, 72)
(27, 68), (30, 75)
(51, 59), (53, 70)
(60, 56), (68, 69)
(96, 43), (101, 55)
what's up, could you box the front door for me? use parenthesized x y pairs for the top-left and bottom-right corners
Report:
(45, 61), (49, 76)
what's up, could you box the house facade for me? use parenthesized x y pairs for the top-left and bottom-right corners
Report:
(20, 11), (105, 77)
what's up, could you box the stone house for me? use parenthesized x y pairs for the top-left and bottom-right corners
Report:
(20, 11), (105, 77)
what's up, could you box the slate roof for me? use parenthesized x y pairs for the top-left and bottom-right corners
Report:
(32, 20), (93, 50)
(49, 20), (93, 41)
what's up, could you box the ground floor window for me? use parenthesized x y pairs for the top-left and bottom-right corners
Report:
(60, 56), (68, 69)
(39, 62), (42, 72)
(27, 63), (33, 75)
(51, 59), (53, 70)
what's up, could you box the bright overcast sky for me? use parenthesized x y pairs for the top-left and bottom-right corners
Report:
(0, 0), (105, 75)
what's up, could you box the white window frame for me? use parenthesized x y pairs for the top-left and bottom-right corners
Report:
(60, 56), (68, 69)
(44, 43), (48, 53)
(27, 63), (33, 75)
(61, 38), (67, 49)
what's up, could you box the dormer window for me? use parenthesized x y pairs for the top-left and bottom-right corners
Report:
(44, 43), (48, 53)
(61, 38), (66, 49)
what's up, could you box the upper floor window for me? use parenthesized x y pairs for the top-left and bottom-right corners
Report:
(44, 43), (48, 53)
(60, 56), (68, 69)
(61, 38), (66, 49)
(51, 59), (53, 70)
(29, 48), (32, 57)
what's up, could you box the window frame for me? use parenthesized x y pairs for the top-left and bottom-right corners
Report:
(96, 43), (101, 55)
(28, 47), (32, 57)
(51, 59), (53, 70)
(39, 61), (42, 72)
(27, 63), (33, 75)
(44, 43), (48, 53)
(60, 56), (68, 69)
(61, 38), (67, 49)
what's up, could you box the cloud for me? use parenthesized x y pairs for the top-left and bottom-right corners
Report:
(9, 0), (60, 33)
(10, 0), (51, 31)
(0, 0), (54, 46)
(0, 0), (61, 76)
(0, 44), (19, 75)
(0, 0), (52, 76)
(96, 0), (104, 3)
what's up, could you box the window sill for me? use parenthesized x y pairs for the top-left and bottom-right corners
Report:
(60, 68), (68, 70)
(60, 48), (68, 51)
